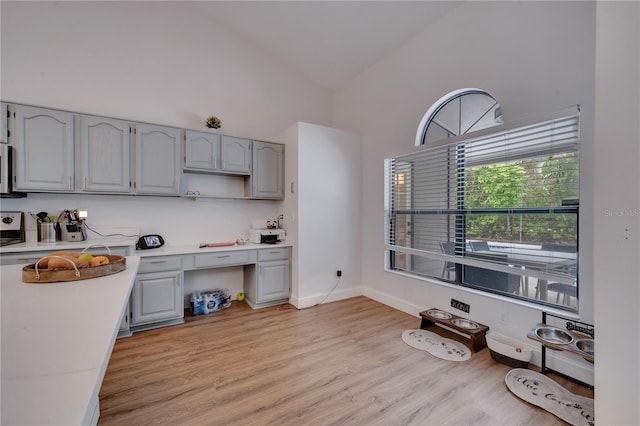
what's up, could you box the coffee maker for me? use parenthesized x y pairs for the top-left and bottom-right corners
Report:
(61, 209), (87, 242)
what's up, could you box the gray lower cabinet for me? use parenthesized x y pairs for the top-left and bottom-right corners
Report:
(118, 303), (131, 338)
(244, 248), (290, 309)
(131, 256), (184, 329)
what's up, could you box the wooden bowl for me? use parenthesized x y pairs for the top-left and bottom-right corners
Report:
(22, 255), (126, 284)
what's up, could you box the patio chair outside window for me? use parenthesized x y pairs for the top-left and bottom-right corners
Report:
(440, 242), (456, 279)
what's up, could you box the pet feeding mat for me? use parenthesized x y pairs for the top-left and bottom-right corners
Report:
(401, 329), (471, 361)
(505, 368), (594, 426)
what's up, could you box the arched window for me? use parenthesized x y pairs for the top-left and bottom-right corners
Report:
(415, 88), (503, 146)
(388, 100), (581, 311)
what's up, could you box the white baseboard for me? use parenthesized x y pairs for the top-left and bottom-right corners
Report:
(362, 287), (424, 318)
(291, 286), (364, 309)
(362, 286), (594, 387)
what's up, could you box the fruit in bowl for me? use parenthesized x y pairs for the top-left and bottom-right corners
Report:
(89, 256), (110, 267)
(78, 253), (94, 262)
(38, 251), (110, 270)
(46, 255), (89, 269)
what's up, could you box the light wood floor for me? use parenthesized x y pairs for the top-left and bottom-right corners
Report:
(98, 296), (593, 425)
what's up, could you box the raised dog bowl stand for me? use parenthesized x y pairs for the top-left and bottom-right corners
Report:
(419, 308), (489, 352)
(527, 311), (594, 387)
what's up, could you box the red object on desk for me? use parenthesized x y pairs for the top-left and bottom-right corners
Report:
(199, 242), (236, 248)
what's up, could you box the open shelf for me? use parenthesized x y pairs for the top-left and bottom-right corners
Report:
(180, 194), (252, 201)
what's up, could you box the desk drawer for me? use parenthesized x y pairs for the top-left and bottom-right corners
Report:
(138, 256), (182, 273)
(257, 248), (290, 262)
(194, 250), (253, 268)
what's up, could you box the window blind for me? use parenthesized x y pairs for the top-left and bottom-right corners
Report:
(385, 107), (580, 304)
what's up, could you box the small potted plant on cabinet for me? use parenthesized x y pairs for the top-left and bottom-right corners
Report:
(205, 116), (222, 132)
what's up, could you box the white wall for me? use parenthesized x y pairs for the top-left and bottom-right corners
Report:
(333, 1), (596, 385)
(281, 123), (362, 308)
(593, 2), (640, 424)
(0, 2), (332, 140)
(0, 1), (333, 243)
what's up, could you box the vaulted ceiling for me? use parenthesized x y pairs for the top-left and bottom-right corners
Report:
(191, 1), (463, 92)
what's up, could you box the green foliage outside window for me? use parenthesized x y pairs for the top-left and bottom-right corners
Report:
(465, 153), (578, 245)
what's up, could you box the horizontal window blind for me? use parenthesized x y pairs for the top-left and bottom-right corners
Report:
(385, 108), (580, 305)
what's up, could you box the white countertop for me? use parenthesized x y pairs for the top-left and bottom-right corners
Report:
(0, 237), (292, 257)
(1, 256), (140, 425)
(0, 237), (138, 253)
(134, 240), (292, 257)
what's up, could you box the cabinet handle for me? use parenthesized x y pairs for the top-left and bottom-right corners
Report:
(149, 261), (166, 264)
(217, 255), (230, 259)
(83, 176), (87, 190)
(269, 251), (280, 254)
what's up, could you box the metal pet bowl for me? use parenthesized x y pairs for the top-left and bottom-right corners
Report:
(576, 339), (594, 355)
(451, 318), (480, 330)
(535, 326), (574, 345)
(427, 309), (452, 320)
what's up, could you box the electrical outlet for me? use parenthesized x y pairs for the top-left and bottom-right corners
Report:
(500, 311), (509, 325)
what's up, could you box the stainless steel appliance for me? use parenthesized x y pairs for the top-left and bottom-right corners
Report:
(0, 211), (25, 247)
(37, 221), (59, 243)
(1, 145), (14, 195)
(0, 145), (25, 198)
(61, 209), (87, 242)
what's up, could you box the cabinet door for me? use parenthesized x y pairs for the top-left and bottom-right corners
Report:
(220, 136), (251, 174)
(252, 141), (284, 199)
(119, 301), (130, 332)
(13, 105), (74, 191)
(257, 260), (290, 303)
(131, 270), (183, 325)
(1, 102), (7, 144)
(134, 123), (181, 195)
(78, 115), (131, 193)
(184, 130), (219, 171)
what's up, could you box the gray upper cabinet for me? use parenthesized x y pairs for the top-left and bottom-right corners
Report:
(133, 123), (182, 195)
(12, 104), (75, 192)
(5, 102), (282, 200)
(251, 141), (284, 199)
(1, 102), (7, 143)
(221, 136), (251, 174)
(78, 115), (131, 193)
(184, 130), (219, 172)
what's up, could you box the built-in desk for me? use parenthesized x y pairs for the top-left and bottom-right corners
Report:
(181, 245), (291, 309)
(129, 243), (291, 333)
